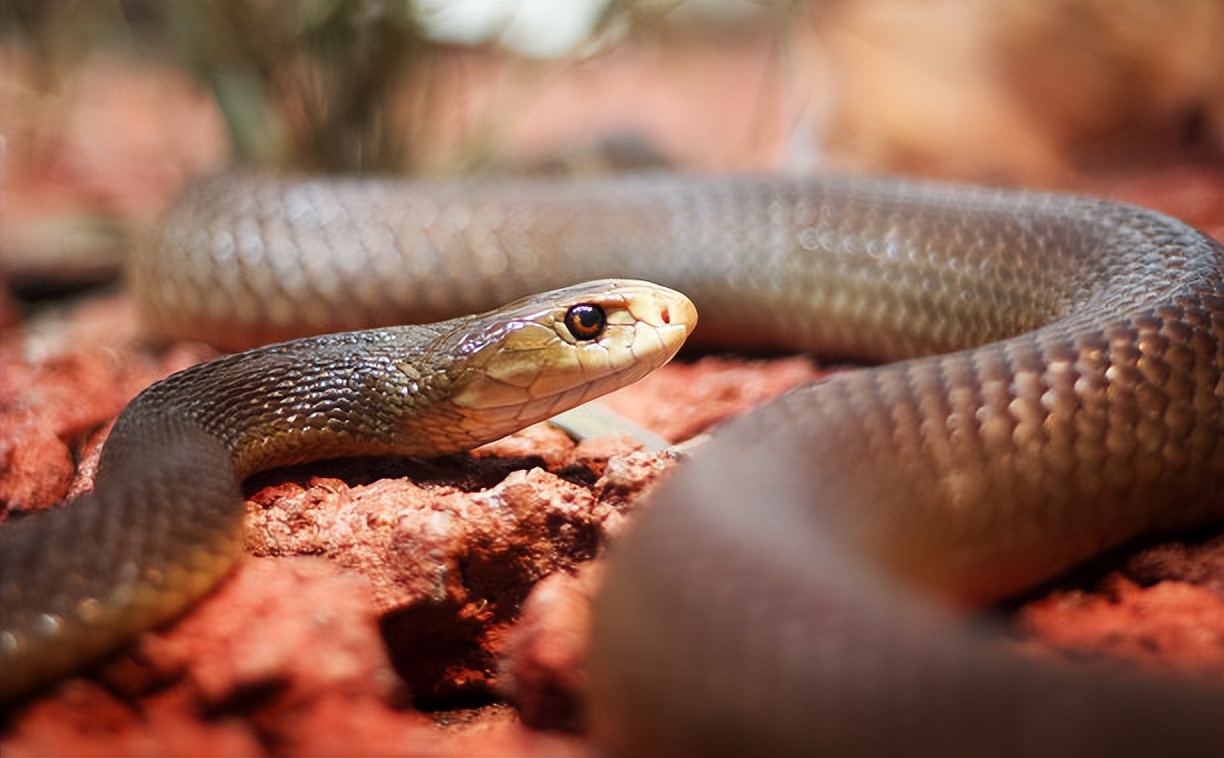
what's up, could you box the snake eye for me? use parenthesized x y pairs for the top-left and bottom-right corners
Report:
(564, 303), (606, 341)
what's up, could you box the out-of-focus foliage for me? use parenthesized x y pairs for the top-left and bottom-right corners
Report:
(2, 0), (431, 172)
(167, 0), (427, 172)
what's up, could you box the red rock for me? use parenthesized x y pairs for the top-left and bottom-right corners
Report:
(601, 355), (825, 443)
(500, 566), (603, 732)
(1, 679), (263, 757)
(1015, 544), (1224, 681)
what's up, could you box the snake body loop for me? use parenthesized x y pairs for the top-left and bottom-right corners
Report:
(3, 173), (1223, 755)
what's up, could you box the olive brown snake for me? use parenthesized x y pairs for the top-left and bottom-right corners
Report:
(2, 173), (1222, 755)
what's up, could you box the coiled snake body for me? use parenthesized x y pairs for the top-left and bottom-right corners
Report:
(3, 174), (1223, 755)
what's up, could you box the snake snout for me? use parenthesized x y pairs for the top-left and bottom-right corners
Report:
(627, 281), (699, 352)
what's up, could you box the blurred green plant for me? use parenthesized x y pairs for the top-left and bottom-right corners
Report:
(167, 0), (426, 172)
(3, 0), (448, 173)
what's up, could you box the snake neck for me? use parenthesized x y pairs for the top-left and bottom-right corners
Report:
(104, 326), (469, 482)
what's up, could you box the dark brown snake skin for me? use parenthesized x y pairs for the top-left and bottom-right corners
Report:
(4, 173), (1224, 755)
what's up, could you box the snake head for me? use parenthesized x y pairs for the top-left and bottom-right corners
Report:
(438, 279), (697, 448)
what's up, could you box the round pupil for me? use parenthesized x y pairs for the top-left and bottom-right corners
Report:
(565, 304), (606, 340)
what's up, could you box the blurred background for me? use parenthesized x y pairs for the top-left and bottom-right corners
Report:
(1, 0), (1221, 287)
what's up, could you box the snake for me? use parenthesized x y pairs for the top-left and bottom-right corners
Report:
(2, 173), (1222, 756)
